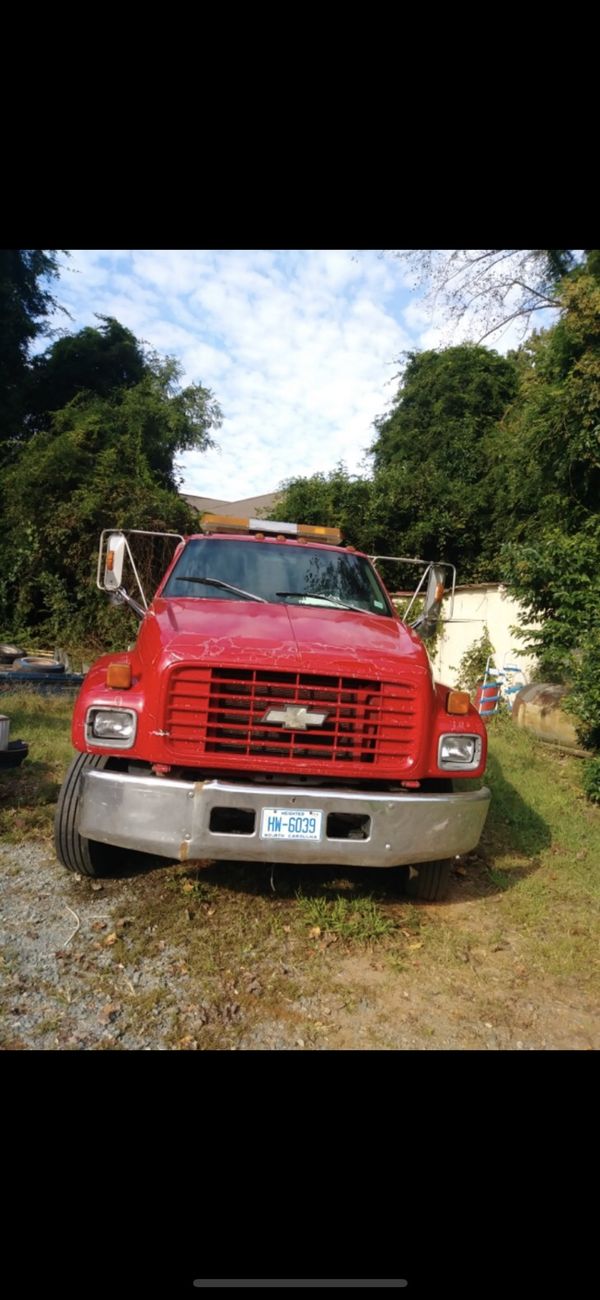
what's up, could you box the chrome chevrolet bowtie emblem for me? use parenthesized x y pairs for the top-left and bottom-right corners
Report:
(262, 705), (329, 729)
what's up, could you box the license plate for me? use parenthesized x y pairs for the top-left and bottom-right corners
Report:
(260, 808), (323, 841)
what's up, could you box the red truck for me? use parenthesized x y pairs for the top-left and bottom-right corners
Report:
(54, 516), (490, 900)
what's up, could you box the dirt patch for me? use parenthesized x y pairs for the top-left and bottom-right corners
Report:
(319, 943), (599, 1050)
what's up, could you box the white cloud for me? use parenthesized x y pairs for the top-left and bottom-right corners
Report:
(47, 248), (548, 501)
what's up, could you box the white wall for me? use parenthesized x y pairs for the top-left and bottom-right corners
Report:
(428, 585), (538, 688)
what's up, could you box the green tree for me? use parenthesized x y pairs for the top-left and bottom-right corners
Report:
(499, 253), (600, 760)
(26, 315), (223, 489)
(280, 463), (374, 545)
(281, 347), (518, 582)
(369, 344), (519, 576)
(0, 319), (222, 646)
(0, 249), (64, 457)
(27, 315), (146, 430)
(494, 266), (600, 534)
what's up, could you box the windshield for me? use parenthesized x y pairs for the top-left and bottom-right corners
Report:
(162, 539), (393, 617)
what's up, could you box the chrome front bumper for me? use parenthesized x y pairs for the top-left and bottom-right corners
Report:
(78, 771), (491, 867)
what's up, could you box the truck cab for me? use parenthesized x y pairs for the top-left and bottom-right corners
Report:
(54, 517), (490, 899)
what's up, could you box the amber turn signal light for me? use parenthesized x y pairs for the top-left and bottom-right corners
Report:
(447, 690), (470, 714)
(106, 663), (132, 689)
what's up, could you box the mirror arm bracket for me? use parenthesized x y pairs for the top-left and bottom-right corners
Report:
(110, 587), (146, 620)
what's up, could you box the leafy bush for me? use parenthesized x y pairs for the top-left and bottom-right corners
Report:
(453, 627), (496, 697)
(502, 523), (600, 751)
(582, 757), (600, 805)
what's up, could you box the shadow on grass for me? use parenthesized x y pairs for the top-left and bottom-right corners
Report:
(481, 749), (552, 858)
(57, 851), (541, 902)
(191, 858), (519, 907)
(0, 759), (62, 808)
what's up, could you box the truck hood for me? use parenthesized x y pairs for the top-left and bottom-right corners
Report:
(136, 598), (430, 681)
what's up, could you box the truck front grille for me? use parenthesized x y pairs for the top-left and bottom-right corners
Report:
(165, 666), (417, 770)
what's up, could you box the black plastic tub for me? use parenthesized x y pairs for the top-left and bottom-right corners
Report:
(0, 740), (29, 768)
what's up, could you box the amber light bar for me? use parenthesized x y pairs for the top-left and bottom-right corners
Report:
(201, 515), (342, 545)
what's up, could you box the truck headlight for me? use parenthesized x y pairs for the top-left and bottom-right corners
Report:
(438, 734), (482, 769)
(86, 708), (137, 748)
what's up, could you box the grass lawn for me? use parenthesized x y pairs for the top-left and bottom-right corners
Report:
(0, 690), (75, 840)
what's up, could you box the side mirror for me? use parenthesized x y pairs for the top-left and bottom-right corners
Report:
(412, 564), (447, 639)
(102, 533), (126, 590)
(98, 528), (184, 621)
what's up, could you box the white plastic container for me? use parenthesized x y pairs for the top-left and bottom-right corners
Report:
(0, 715), (10, 750)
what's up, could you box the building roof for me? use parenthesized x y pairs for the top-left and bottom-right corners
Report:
(183, 490), (283, 516)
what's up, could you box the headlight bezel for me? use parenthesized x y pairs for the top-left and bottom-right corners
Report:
(438, 732), (482, 771)
(85, 706), (137, 749)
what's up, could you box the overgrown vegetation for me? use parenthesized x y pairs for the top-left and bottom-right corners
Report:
(0, 304), (221, 647)
(280, 344), (519, 581)
(498, 258), (600, 782)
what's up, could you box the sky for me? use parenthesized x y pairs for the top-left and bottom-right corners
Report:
(46, 250), (550, 502)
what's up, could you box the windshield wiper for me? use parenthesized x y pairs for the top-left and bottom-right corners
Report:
(175, 575), (267, 603)
(276, 591), (365, 613)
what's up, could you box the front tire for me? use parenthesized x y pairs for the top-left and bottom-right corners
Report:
(404, 858), (453, 901)
(54, 752), (124, 877)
